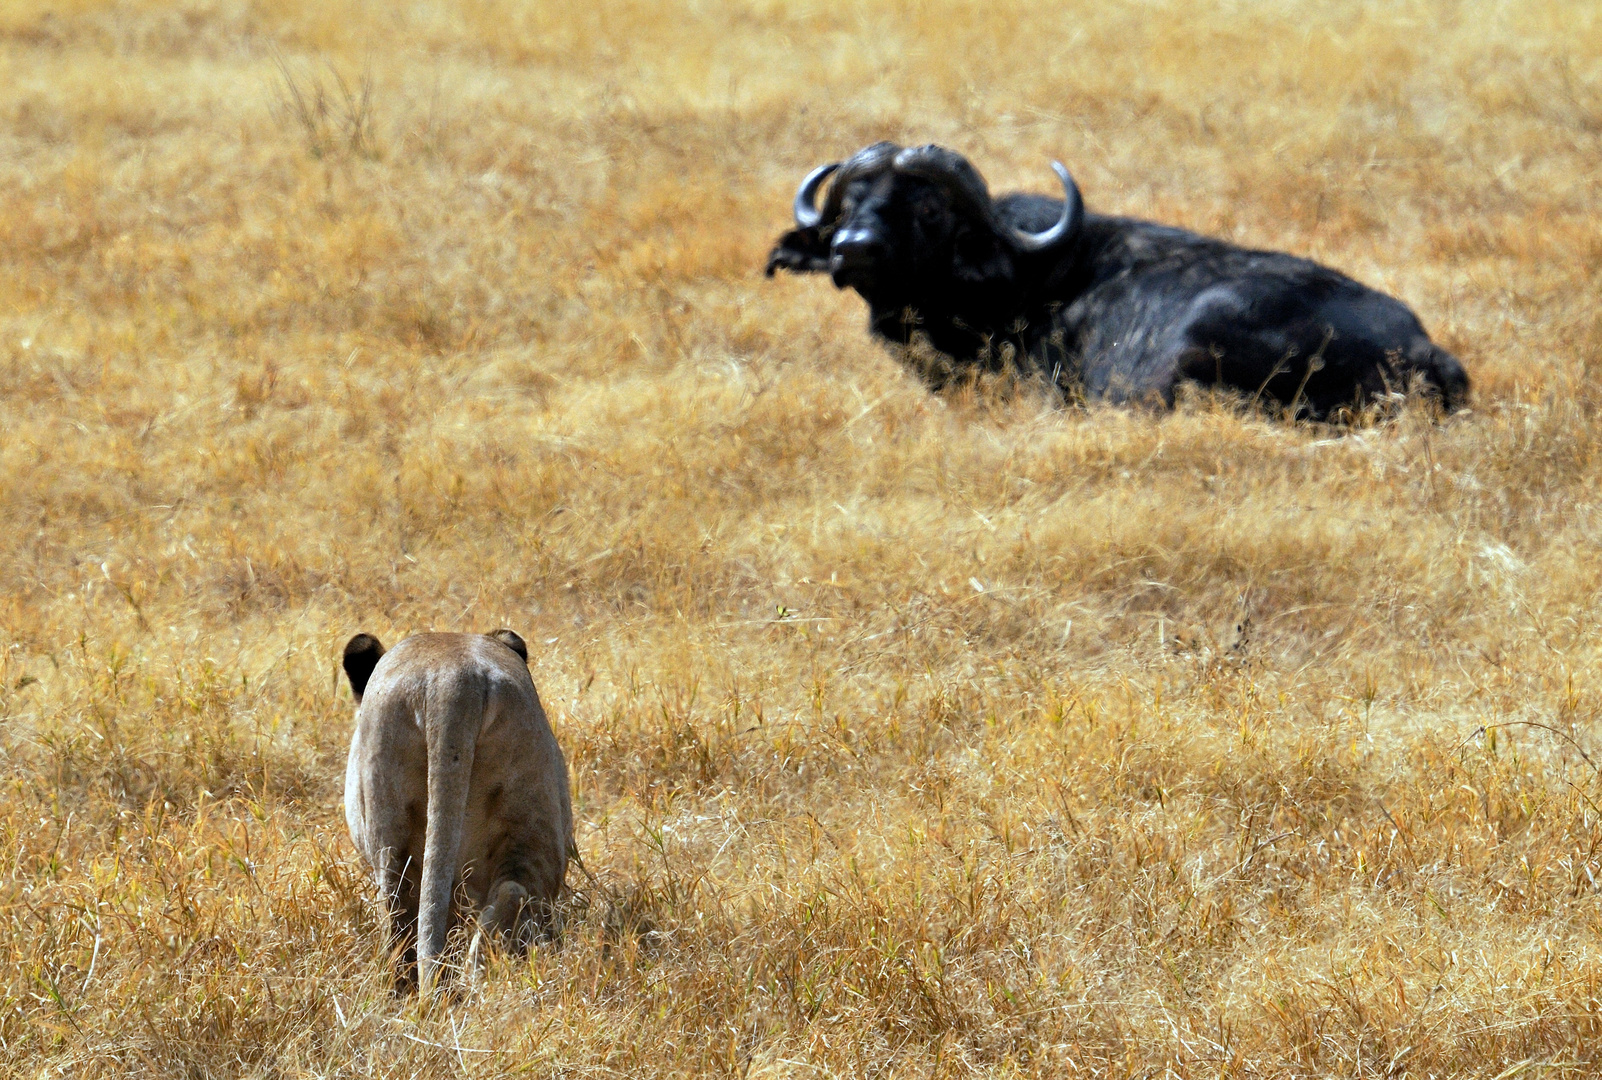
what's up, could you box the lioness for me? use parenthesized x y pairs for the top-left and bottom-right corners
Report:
(341, 629), (572, 991)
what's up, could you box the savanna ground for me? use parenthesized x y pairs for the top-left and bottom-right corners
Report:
(2, 0), (1601, 1075)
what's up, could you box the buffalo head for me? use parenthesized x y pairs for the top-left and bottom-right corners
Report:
(765, 142), (1083, 312)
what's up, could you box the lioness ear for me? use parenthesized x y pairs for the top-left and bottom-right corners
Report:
(342, 633), (386, 703)
(490, 629), (529, 663)
(765, 226), (832, 277)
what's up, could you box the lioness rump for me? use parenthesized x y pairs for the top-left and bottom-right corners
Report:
(342, 630), (572, 991)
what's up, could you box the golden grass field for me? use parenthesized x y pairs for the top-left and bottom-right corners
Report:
(2, 0), (1601, 1075)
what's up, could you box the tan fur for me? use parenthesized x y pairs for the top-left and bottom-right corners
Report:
(342, 631), (572, 992)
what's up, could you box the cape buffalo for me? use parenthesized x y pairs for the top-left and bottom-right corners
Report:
(766, 142), (1468, 419)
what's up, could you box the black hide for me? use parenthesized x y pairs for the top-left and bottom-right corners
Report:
(767, 144), (1468, 419)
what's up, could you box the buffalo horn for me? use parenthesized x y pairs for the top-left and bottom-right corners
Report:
(792, 162), (840, 229)
(1011, 161), (1083, 253)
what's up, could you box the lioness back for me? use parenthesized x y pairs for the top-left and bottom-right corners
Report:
(342, 630), (572, 991)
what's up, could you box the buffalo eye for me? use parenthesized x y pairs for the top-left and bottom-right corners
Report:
(840, 179), (871, 215)
(913, 196), (945, 224)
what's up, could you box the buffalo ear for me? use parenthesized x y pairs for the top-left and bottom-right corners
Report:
(342, 633), (386, 703)
(490, 629), (529, 663)
(951, 223), (1014, 286)
(765, 227), (832, 276)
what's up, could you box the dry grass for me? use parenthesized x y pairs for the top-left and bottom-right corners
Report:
(3, 0), (1602, 1075)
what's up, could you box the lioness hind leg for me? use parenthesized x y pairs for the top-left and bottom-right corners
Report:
(467, 879), (531, 977)
(492, 842), (566, 949)
(478, 879), (530, 939)
(377, 854), (422, 992)
(481, 880), (562, 950)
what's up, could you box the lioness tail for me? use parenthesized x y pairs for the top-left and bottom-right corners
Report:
(417, 672), (482, 992)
